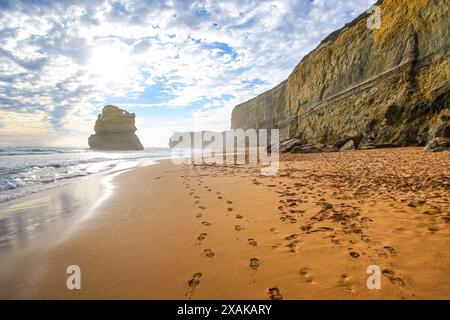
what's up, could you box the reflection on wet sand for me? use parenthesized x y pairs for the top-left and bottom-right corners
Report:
(0, 164), (153, 299)
(0, 176), (103, 252)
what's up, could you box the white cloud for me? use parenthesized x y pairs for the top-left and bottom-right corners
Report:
(0, 0), (375, 147)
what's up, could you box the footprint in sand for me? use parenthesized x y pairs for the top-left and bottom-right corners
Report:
(203, 249), (215, 258)
(289, 209), (305, 214)
(428, 225), (439, 233)
(194, 195), (200, 199)
(349, 251), (360, 258)
(382, 269), (406, 287)
(194, 200), (200, 204)
(227, 207), (233, 212)
(186, 273), (202, 299)
(235, 225), (242, 231)
(250, 258), (261, 270)
(383, 246), (397, 256)
(188, 273), (202, 287)
(252, 179), (262, 186)
(361, 234), (370, 243)
(340, 273), (355, 293)
(286, 240), (299, 253)
(199, 206), (207, 210)
(267, 287), (283, 300)
(235, 214), (243, 219)
(196, 213), (203, 218)
(248, 238), (258, 246)
(218, 196), (223, 200)
(280, 215), (297, 224)
(227, 200), (233, 204)
(284, 234), (298, 241)
(202, 221), (212, 226)
(299, 268), (313, 284)
(376, 246), (397, 258)
(197, 233), (207, 242)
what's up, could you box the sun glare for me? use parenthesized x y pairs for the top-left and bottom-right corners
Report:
(88, 46), (129, 81)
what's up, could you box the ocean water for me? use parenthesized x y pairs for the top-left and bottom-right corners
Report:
(0, 147), (174, 203)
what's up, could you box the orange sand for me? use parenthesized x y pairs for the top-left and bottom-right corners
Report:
(0, 147), (449, 299)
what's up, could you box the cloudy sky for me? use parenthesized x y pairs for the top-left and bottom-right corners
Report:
(0, 0), (374, 147)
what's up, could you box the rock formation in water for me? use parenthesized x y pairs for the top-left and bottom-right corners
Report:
(88, 105), (144, 151)
(231, 0), (449, 151)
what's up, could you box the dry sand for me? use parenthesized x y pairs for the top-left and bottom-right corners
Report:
(0, 147), (449, 299)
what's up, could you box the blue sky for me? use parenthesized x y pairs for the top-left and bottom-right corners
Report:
(0, 0), (374, 147)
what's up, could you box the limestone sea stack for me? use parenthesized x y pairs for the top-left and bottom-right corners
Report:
(88, 105), (144, 151)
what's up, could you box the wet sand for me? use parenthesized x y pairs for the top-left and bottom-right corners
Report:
(0, 147), (449, 299)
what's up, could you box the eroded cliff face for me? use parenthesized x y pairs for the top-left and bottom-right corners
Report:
(232, 81), (289, 136)
(231, 0), (449, 147)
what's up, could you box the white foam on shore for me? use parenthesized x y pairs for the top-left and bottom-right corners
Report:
(0, 156), (164, 251)
(0, 147), (174, 203)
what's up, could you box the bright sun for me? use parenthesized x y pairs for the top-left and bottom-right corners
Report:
(88, 46), (129, 81)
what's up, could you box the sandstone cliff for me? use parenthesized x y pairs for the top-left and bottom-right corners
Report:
(88, 105), (144, 151)
(231, 0), (449, 148)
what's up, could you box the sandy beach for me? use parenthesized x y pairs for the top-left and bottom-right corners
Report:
(0, 147), (449, 299)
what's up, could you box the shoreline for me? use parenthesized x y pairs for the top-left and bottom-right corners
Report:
(0, 146), (172, 204)
(0, 147), (449, 299)
(0, 157), (161, 237)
